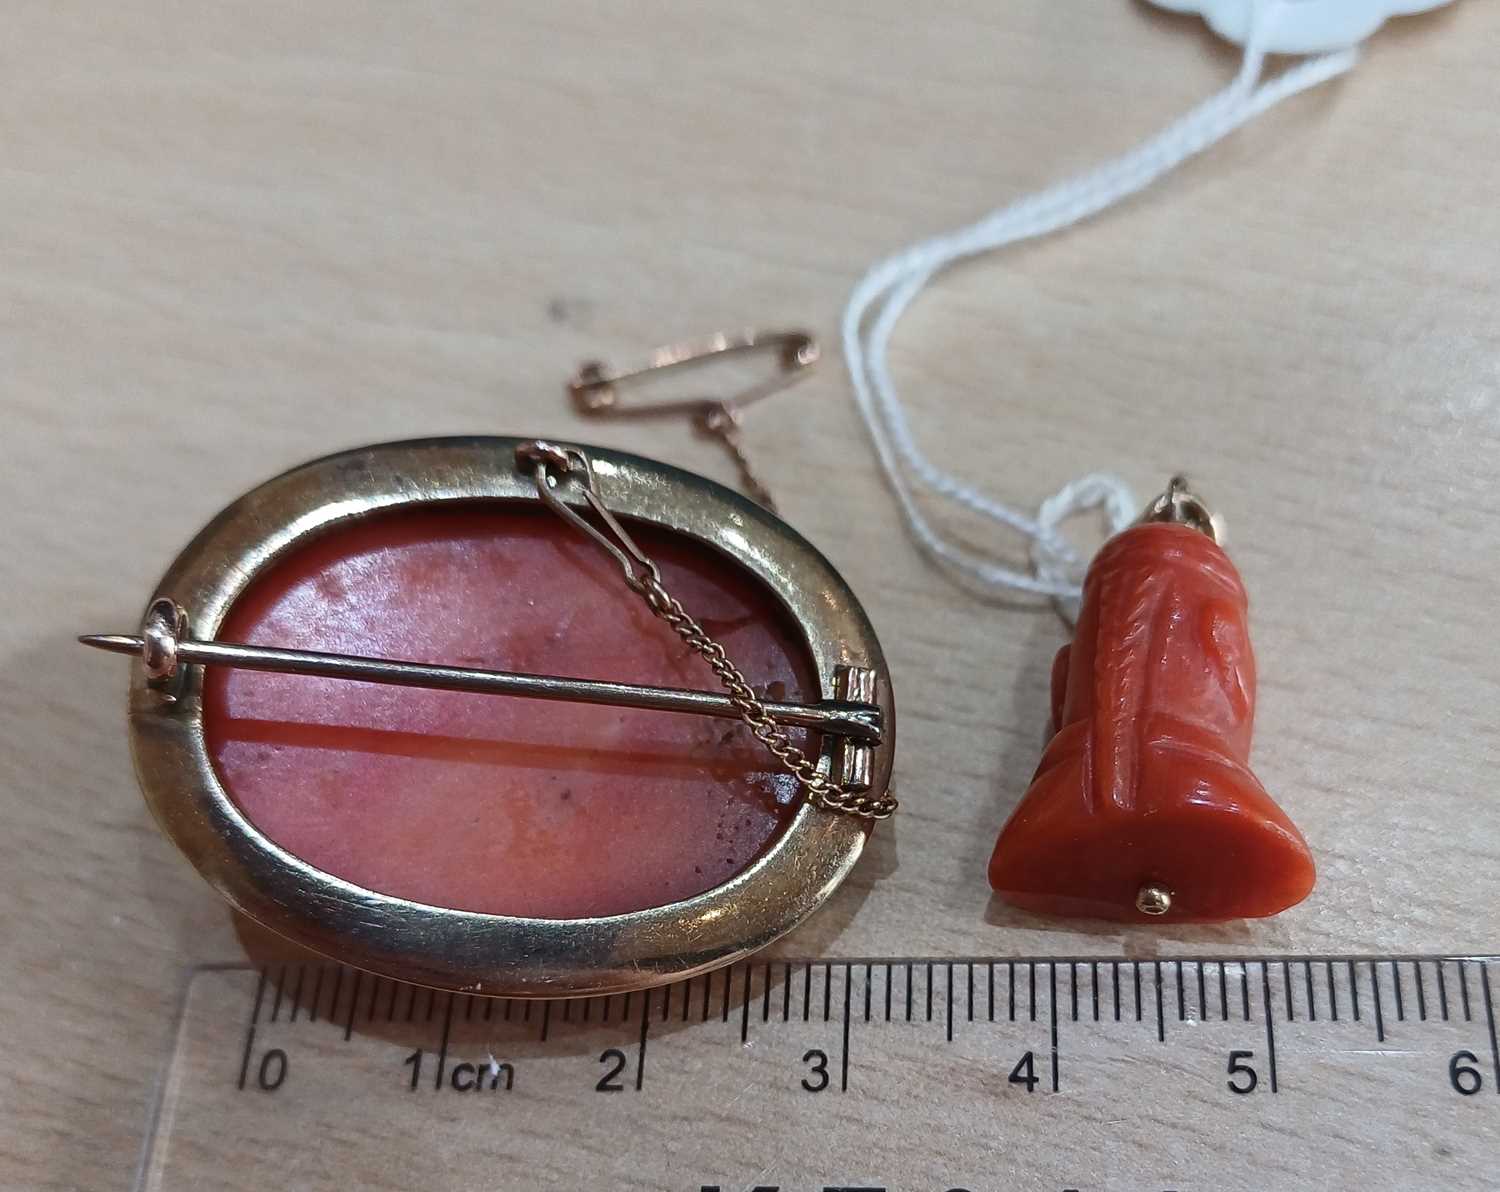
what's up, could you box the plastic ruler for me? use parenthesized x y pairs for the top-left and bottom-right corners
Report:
(137, 954), (1500, 1191)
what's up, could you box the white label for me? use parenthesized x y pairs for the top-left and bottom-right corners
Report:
(1145, 0), (1457, 53)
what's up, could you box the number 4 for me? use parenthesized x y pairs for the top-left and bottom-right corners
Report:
(1008, 1051), (1039, 1092)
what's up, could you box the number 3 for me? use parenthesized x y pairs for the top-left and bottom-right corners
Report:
(801, 1048), (829, 1092)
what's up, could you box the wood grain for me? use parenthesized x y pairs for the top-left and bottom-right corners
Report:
(3, 2), (1497, 1187)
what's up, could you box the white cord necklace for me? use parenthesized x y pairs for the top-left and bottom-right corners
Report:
(841, 1), (1366, 613)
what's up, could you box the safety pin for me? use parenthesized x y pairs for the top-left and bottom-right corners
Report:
(567, 329), (820, 511)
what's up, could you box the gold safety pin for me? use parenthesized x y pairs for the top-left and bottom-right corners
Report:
(567, 330), (820, 512)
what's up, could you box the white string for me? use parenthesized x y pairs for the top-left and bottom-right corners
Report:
(842, 1), (1359, 610)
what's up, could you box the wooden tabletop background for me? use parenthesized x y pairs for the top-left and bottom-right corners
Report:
(5, 3), (1498, 1187)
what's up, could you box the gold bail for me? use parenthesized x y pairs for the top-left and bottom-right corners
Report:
(1138, 475), (1222, 543)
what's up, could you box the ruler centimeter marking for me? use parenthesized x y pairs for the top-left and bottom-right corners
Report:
(139, 953), (1500, 1192)
(1483, 964), (1500, 1086)
(220, 954), (1500, 1101)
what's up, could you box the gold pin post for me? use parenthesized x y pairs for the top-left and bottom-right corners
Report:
(77, 615), (882, 744)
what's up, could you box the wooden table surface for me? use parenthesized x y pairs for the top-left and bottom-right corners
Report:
(5, 3), (1498, 1188)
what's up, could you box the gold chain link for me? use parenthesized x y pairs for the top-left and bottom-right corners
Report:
(694, 406), (778, 513)
(635, 575), (897, 821)
(522, 439), (896, 822)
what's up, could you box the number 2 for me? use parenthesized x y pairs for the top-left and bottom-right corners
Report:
(596, 1048), (627, 1092)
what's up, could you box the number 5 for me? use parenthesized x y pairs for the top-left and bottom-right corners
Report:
(1227, 1049), (1258, 1094)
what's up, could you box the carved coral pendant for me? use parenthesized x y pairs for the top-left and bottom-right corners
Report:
(988, 478), (1314, 923)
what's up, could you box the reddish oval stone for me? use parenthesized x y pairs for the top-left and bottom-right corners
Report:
(204, 504), (816, 919)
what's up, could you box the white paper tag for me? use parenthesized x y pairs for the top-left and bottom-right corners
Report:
(1145, 0), (1456, 53)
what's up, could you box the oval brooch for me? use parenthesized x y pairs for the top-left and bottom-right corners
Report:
(82, 436), (896, 997)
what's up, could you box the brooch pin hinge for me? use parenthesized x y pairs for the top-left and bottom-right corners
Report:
(833, 665), (877, 793)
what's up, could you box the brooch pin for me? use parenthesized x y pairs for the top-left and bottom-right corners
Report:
(81, 338), (896, 997)
(988, 478), (1314, 923)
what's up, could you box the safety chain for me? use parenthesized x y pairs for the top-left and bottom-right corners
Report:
(636, 574), (897, 820)
(521, 439), (896, 821)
